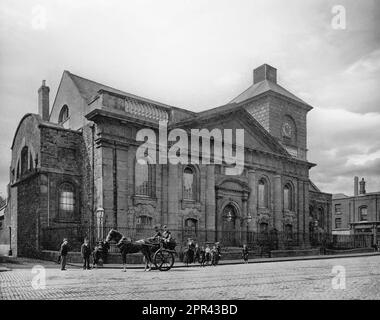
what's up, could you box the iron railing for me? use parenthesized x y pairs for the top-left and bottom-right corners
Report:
(40, 225), (377, 254)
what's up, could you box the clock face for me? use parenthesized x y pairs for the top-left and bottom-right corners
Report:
(282, 122), (292, 138)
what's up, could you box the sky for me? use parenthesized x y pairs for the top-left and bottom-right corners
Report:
(0, 0), (379, 198)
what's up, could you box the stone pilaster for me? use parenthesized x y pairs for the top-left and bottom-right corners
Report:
(303, 180), (310, 246)
(273, 175), (282, 231)
(167, 163), (179, 229)
(205, 165), (215, 240)
(247, 169), (257, 231)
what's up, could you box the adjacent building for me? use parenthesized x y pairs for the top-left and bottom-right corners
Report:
(332, 177), (380, 240)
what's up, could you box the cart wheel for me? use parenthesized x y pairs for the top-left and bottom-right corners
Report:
(154, 250), (175, 271)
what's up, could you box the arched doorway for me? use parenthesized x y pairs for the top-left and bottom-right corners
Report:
(222, 204), (238, 246)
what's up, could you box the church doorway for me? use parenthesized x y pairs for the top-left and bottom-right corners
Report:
(222, 204), (238, 246)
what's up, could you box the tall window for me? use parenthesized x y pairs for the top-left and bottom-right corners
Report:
(21, 146), (29, 176)
(335, 218), (342, 229)
(258, 179), (268, 208)
(284, 184), (293, 211)
(135, 161), (155, 197)
(335, 204), (342, 214)
(29, 153), (34, 171)
(359, 206), (368, 221)
(58, 105), (69, 124)
(183, 166), (196, 200)
(59, 183), (75, 221)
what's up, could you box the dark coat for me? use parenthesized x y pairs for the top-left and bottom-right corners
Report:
(60, 242), (69, 256)
(81, 244), (91, 258)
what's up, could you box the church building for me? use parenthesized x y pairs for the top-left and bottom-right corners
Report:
(0, 64), (332, 256)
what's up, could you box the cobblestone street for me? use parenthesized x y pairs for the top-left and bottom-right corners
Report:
(1, 255), (380, 300)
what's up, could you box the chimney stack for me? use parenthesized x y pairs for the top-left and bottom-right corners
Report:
(253, 64), (277, 84)
(38, 80), (50, 121)
(354, 176), (359, 196)
(359, 178), (366, 195)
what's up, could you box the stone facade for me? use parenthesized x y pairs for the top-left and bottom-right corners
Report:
(0, 64), (332, 256)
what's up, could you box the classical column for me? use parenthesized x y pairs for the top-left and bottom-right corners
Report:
(167, 163), (179, 229)
(273, 175), (283, 231)
(303, 180), (310, 246)
(205, 165), (216, 241)
(247, 169), (257, 231)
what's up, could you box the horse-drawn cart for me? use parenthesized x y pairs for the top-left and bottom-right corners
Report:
(152, 243), (176, 271)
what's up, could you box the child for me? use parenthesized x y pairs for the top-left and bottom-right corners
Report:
(199, 246), (206, 267)
(242, 244), (249, 264)
(81, 238), (91, 270)
(205, 244), (211, 265)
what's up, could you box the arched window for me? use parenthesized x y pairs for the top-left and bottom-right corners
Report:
(359, 206), (368, 221)
(284, 183), (293, 211)
(183, 166), (197, 200)
(258, 178), (268, 208)
(135, 160), (155, 197)
(20, 146), (29, 176)
(58, 183), (76, 221)
(58, 105), (69, 124)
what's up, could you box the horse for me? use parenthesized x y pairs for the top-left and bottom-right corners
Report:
(92, 240), (110, 268)
(105, 229), (157, 272)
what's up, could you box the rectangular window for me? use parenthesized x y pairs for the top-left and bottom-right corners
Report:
(335, 218), (342, 229)
(335, 204), (342, 214)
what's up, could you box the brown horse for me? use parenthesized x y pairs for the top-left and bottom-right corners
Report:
(105, 229), (157, 272)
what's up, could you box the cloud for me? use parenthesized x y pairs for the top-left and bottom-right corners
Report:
(309, 107), (380, 194)
(0, 0), (379, 197)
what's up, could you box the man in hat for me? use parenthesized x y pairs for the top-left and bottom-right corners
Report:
(162, 225), (172, 242)
(81, 238), (91, 270)
(59, 238), (69, 271)
(149, 225), (162, 244)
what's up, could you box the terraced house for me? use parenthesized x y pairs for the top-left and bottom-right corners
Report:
(0, 64), (332, 257)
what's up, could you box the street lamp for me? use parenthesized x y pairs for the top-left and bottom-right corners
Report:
(96, 207), (105, 241)
(240, 215), (252, 245)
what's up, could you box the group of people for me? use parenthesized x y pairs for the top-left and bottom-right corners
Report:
(58, 238), (108, 271)
(150, 225), (172, 243)
(184, 239), (222, 266)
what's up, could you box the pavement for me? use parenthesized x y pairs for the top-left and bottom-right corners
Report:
(1, 253), (380, 299)
(66, 251), (380, 269)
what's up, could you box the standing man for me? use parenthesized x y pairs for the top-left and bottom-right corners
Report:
(81, 238), (91, 270)
(59, 238), (69, 271)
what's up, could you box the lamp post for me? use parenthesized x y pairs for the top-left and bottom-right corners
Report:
(96, 207), (105, 241)
(8, 226), (12, 256)
(240, 215), (252, 245)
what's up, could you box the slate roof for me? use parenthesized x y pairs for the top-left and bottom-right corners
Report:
(66, 71), (175, 110)
(230, 79), (311, 108)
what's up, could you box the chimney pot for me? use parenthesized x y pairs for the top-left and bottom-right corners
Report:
(354, 176), (359, 196)
(359, 178), (366, 195)
(38, 80), (50, 121)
